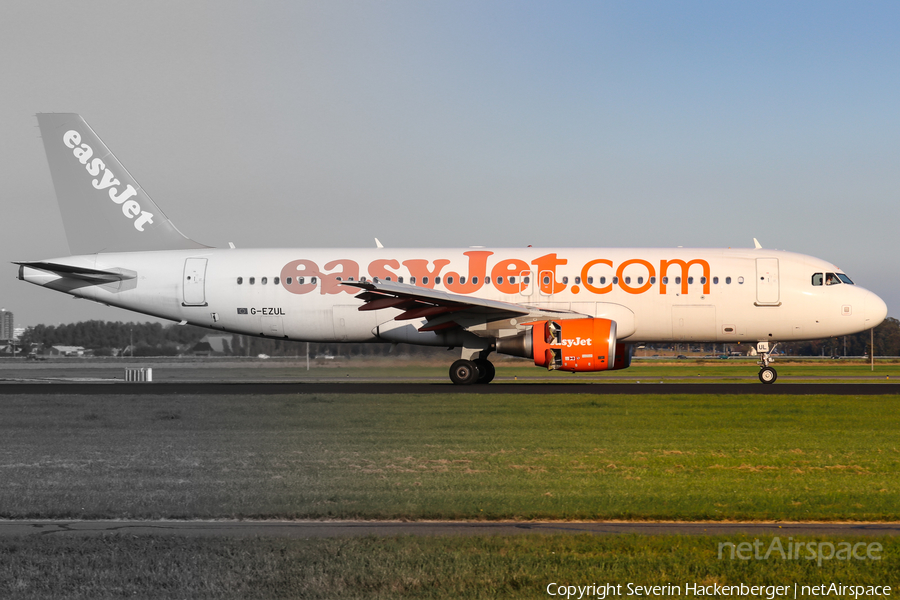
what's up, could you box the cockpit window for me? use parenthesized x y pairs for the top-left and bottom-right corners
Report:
(812, 273), (823, 286)
(837, 273), (854, 284)
(825, 272), (841, 285)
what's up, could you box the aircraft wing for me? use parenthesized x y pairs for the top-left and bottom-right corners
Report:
(13, 261), (135, 284)
(341, 279), (581, 333)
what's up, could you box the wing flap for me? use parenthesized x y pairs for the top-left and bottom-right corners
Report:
(341, 279), (532, 332)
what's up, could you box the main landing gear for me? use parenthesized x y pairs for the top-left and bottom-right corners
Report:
(449, 357), (495, 385)
(757, 341), (778, 384)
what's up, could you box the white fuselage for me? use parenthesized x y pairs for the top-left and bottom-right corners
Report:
(20, 247), (887, 346)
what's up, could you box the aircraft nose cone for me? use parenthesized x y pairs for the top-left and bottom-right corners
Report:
(864, 291), (888, 329)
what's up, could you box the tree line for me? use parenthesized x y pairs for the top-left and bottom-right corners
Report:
(17, 317), (900, 358)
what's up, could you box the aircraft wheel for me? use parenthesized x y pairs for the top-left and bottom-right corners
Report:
(449, 359), (479, 385)
(758, 366), (777, 384)
(474, 359), (495, 384)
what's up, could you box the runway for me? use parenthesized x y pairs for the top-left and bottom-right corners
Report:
(1, 381), (900, 395)
(3, 520), (899, 538)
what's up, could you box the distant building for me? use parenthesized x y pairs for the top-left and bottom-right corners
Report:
(48, 345), (86, 357)
(0, 309), (12, 342)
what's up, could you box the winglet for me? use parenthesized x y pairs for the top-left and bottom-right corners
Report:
(753, 238), (762, 249)
(375, 238), (384, 249)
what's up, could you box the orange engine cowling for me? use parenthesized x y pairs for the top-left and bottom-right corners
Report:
(528, 318), (618, 372)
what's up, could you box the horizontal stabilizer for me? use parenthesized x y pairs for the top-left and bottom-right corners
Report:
(14, 261), (134, 284)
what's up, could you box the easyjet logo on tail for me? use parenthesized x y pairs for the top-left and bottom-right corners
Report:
(63, 130), (154, 232)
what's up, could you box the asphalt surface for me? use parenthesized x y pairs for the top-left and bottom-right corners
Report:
(3, 520), (899, 538)
(1, 381), (900, 395)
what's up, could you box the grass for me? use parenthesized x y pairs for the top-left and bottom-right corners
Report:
(0, 534), (896, 599)
(0, 392), (898, 521)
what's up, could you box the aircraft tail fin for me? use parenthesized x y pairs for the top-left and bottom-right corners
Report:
(36, 113), (209, 255)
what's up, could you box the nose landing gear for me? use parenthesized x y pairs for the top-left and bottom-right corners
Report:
(757, 341), (778, 384)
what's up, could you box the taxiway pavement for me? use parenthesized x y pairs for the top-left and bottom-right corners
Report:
(1, 382), (900, 395)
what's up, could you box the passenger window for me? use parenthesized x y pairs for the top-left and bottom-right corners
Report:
(599, 277), (605, 285)
(738, 277), (744, 284)
(410, 276), (416, 284)
(472, 276), (478, 284)
(812, 273), (823, 286)
(311, 276), (318, 284)
(298, 277), (304, 284)
(385, 276), (392, 281)
(587, 276), (593, 284)
(249, 277), (255, 285)
(725, 277), (731, 284)
(624, 276), (631, 284)
(688, 277), (694, 285)
(423, 276), (429, 285)
(650, 276), (656, 284)
(274, 277), (280, 285)
(700, 277), (706, 284)
(562, 276), (569, 285)
(675, 277), (681, 285)
(460, 276), (466, 284)
(637, 276), (643, 284)
(237, 277), (243, 285)
(662, 277), (668, 285)
(497, 276), (504, 285)
(261, 277), (268, 285)
(286, 277), (292, 285)
(360, 277), (367, 283)
(575, 277), (581, 285)
(612, 277), (618, 285)
(713, 276), (718, 284)
(542, 276), (550, 285)
(398, 276), (403, 283)
(434, 276), (441, 284)
(446, 276), (454, 284)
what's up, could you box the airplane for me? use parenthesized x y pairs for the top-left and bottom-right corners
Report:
(16, 114), (888, 384)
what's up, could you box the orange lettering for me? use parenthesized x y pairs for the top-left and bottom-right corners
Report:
(581, 259), (613, 294)
(280, 259), (321, 295)
(616, 259), (655, 294)
(490, 258), (529, 294)
(402, 259), (450, 289)
(322, 259), (359, 295)
(445, 251), (493, 294)
(659, 259), (710, 294)
(368, 259), (400, 281)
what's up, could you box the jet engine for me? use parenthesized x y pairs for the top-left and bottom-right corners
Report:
(496, 318), (631, 372)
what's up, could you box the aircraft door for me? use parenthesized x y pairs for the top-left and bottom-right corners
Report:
(518, 271), (534, 297)
(183, 258), (208, 306)
(755, 258), (780, 305)
(539, 270), (554, 296)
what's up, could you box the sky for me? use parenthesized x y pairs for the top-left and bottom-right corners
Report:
(2, 1), (899, 328)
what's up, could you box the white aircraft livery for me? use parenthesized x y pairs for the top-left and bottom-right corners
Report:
(17, 114), (888, 384)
